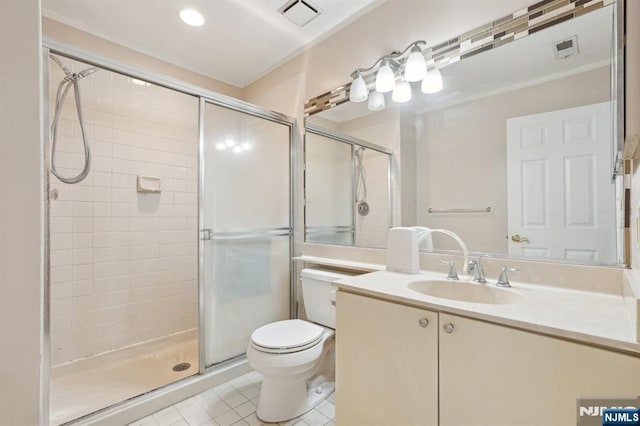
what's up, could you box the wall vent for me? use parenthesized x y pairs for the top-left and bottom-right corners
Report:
(279, 0), (322, 27)
(553, 35), (579, 60)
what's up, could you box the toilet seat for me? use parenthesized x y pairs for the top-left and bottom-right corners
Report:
(251, 319), (324, 354)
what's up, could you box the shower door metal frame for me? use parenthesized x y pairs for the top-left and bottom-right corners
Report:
(41, 46), (52, 426)
(41, 39), (299, 422)
(197, 97), (296, 372)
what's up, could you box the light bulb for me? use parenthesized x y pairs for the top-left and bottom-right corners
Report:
(375, 61), (395, 93)
(215, 142), (226, 151)
(392, 80), (411, 103)
(179, 9), (205, 27)
(233, 146), (243, 154)
(404, 48), (427, 82)
(368, 91), (385, 111)
(225, 139), (235, 147)
(421, 69), (443, 94)
(349, 74), (369, 103)
(241, 142), (253, 151)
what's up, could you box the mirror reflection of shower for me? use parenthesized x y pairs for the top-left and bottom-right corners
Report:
(354, 146), (369, 216)
(49, 54), (99, 184)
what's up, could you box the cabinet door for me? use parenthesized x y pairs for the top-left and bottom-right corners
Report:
(336, 291), (438, 426)
(439, 313), (640, 426)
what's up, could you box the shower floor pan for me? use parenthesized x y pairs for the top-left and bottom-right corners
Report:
(50, 329), (198, 425)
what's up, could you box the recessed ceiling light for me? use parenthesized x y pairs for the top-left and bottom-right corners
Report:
(179, 9), (205, 27)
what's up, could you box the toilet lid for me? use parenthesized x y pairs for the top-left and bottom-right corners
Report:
(251, 319), (324, 353)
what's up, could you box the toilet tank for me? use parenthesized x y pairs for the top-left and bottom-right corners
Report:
(301, 268), (357, 329)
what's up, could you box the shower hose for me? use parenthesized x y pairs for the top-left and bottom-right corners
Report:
(49, 55), (99, 184)
(355, 147), (368, 203)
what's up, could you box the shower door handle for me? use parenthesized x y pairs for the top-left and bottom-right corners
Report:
(201, 229), (213, 240)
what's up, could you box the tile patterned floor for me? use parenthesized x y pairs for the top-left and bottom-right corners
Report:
(129, 371), (336, 426)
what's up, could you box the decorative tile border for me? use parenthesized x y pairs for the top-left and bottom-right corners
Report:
(304, 0), (613, 117)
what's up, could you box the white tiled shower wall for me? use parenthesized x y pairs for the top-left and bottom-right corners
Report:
(49, 58), (199, 365)
(355, 149), (390, 248)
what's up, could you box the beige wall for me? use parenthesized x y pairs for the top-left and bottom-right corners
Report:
(417, 67), (610, 253)
(42, 18), (242, 99)
(0, 0), (44, 424)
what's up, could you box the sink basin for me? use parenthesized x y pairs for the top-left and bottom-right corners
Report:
(408, 280), (525, 305)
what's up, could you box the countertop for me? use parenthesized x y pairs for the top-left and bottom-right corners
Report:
(334, 269), (640, 355)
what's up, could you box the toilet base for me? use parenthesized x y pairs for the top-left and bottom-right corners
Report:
(256, 377), (334, 423)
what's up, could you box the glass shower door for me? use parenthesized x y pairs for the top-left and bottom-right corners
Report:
(201, 101), (292, 367)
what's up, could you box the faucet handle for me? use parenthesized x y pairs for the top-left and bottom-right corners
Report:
(496, 266), (519, 288)
(439, 260), (459, 280)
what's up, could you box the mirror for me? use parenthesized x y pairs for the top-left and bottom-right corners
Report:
(305, 125), (392, 247)
(305, 3), (625, 265)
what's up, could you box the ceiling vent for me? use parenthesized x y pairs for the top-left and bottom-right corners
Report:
(279, 0), (322, 27)
(553, 36), (579, 60)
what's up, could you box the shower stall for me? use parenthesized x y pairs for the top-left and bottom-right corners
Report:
(44, 46), (294, 425)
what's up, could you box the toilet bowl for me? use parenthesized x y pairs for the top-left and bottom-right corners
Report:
(247, 268), (355, 423)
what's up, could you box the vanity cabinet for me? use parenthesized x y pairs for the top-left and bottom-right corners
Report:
(335, 291), (439, 426)
(336, 291), (640, 426)
(439, 313), (640, 426)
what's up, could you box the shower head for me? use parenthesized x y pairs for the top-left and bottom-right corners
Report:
(50, 54), (100, 80)
(78, 67), (100, 79)
(49, 54), (73, 77)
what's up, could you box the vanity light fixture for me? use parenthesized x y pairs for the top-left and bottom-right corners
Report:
(348, 40), (443, 111)
(392, 81), (411, 103)
(421, 68), (443, 94)
(368, 91), (385, 111)
(375, 60), (396, 93)
(404, 45), (427, 82)
(179, 9), (205, 27)
(349, 72), (368, 103)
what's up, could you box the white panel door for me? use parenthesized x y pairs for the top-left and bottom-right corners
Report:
(506, 102), (615, 263)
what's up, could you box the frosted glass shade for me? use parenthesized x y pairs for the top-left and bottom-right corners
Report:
(404, 50), (427, 82)
(375, 63), (395, 93)
(368, 91), (385, 111)
(421, 69), (443, 94)
(349, 74), (369, 103)
(392, 81), (411, 103)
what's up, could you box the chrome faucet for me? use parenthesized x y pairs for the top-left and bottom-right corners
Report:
(496, 266), (519, 287)
(467, 255), (487, 284)
(415, 227), (469, 274)
(439, 260), (459, 280)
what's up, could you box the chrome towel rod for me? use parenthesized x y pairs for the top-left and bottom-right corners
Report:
(428, 207), (491, 213)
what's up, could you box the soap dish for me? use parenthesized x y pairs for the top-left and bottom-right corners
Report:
(137, 175), (161, 193)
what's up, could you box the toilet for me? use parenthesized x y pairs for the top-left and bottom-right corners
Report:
(247, 267), (355, 423)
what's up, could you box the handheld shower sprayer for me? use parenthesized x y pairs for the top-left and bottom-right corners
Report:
(354, 146), (369, 216)
(49, 54), (100, 184)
